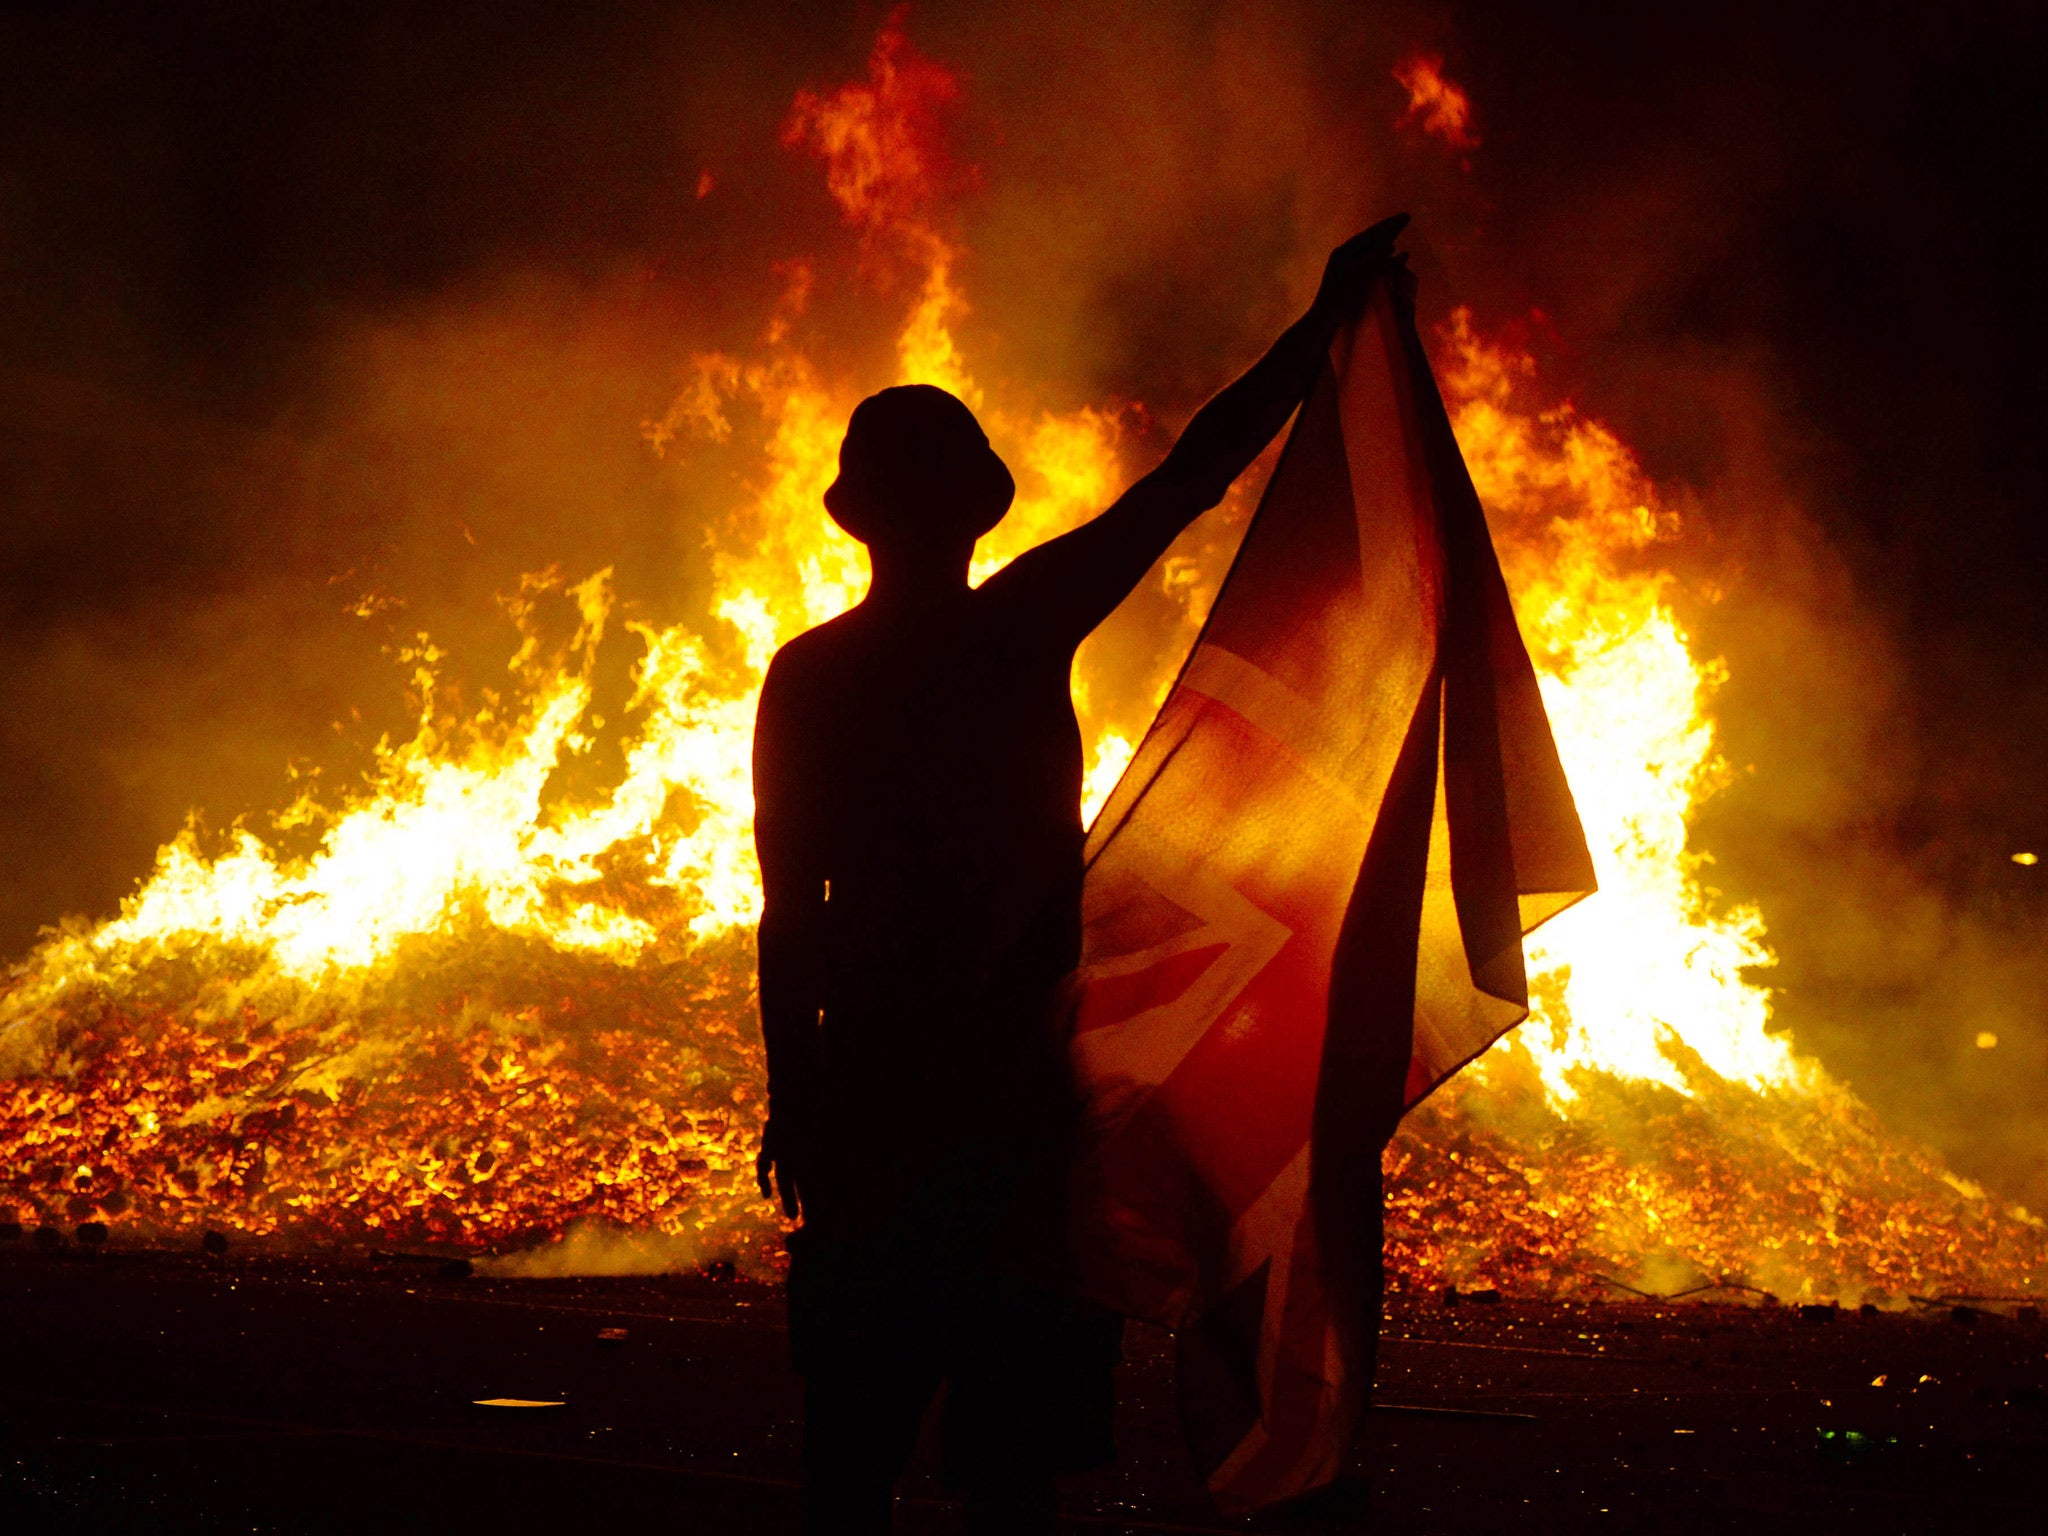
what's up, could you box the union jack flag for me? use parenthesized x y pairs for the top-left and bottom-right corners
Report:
(1068, 272), (1595, 1510)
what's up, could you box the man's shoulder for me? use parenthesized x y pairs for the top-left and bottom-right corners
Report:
(764, 610), (865, 693)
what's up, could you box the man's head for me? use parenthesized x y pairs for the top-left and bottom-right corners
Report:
(823, 385), (1014, 554)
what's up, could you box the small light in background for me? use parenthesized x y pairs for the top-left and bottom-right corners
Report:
(1976, 1031), (1999, 1050)
(2013, 851), (2039, 866)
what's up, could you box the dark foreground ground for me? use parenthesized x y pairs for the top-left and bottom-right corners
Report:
(2, 1243), (2043, 1535)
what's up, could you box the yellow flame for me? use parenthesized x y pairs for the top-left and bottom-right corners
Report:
(1081, 730), (1136, 828)
(3, 21), (2039, 1303)
(1437, 310), (1795, 1101)
(0, 178), (1155, 1034)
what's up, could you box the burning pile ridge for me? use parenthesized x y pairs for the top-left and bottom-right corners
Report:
(3, 17), (2042, 1300)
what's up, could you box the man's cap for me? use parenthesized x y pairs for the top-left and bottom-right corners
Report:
(823, 384), (1014, 547)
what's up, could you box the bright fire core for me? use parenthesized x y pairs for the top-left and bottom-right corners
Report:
(2, 21), (2041, 1303)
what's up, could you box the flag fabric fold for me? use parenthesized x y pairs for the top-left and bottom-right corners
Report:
(1066, 271), (1596, 1510)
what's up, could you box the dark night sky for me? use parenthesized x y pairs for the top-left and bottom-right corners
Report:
(3, 2), (2045, 1202)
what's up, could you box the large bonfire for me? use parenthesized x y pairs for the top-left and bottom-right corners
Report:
(2, 21), (2040, 1304)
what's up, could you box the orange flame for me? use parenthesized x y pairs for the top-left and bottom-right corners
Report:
(1379, 313), (2043, 1303)
(1393, 51), (1480, 156)
(783, 9), (962, 243)
(0, 17), (2040, 1303)
(0, 12), (1171, 1272)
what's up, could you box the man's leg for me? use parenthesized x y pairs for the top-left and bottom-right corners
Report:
(789, 1219), (947, 1536)
(960, 1474), (1057, 1536)
(801, 1356), (938, 1536)
(943, 1282), (1118, 1536)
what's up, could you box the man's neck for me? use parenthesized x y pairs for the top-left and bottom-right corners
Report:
(862, 547), (974, 617)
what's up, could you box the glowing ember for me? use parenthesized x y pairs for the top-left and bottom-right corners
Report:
(0, 19), (2041, 1304)
(1393, 52), (1480, 156)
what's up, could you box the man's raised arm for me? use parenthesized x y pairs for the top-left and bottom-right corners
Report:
(986, 215), (1409, 641)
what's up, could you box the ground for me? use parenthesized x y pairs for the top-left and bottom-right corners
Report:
(2, 1241), (2042, 1534)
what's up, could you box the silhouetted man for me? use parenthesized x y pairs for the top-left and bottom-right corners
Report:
(754, 215), (1407, 1534)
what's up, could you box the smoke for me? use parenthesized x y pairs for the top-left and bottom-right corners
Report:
(479, 1217), (710, 1278)
(3, 1), (2046, 1210)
